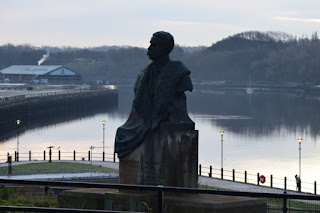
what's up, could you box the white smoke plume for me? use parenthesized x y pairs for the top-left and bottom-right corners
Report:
(37, 53), (50, 65)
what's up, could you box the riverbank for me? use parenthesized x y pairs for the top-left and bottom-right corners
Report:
(0, 84), (118, 142)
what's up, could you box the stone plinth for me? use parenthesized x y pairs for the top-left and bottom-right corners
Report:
(119, 128), (198, 188)
(57, 188), (267, 213)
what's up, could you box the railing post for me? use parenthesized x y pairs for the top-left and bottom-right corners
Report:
(157, 190), (163, 213)
(29, 151), (31, 161)
(284, 177), (287, 190)
(315, 181), (317, 195)
(17, 152), (19, 162)
(58, 150), (61, 160)
(73, 150), (76, 161)
(113, 152), (116, 162)
(49, 148), (52, 163)
(88, 151), (91, 161)
(14, 151), (17, 162)
(282, 191), (288, 213)
(257, 173), (260, 185)
(245, 171), (247, 183)
(44, 150), (46, 161)
(209, 166), (212, 177)
(103, 152), (105, 161)
(199, 164), (202, 176)
(8, 156), (12, 175)
(233, 169), (235, 181)
(221, 168), (223, 179)
(271, 175), (273, 187)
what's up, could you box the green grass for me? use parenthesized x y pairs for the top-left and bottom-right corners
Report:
(0, 186), (58, 209)
(0, 162), (118, 175)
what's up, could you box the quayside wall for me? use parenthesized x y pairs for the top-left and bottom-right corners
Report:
(0, 88), (118, 141)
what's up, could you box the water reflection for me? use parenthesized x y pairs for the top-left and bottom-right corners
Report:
(189, 89), (320, 138)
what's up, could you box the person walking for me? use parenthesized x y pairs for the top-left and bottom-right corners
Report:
(295, 174), (301, 192)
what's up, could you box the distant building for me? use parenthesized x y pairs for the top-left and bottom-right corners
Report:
(0, 65), (81, 84)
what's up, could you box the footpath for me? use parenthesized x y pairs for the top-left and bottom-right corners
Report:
(0, 160), (316, 197)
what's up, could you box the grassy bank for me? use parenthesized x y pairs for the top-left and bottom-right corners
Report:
(0, 162), (118, 175)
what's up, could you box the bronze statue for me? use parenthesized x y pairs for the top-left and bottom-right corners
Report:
(115, 31), (194, 158)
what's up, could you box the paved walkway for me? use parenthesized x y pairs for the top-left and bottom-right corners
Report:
(0, 160), (317, 197)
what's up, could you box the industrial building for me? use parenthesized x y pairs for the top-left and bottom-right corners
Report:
(0, 65), (81, 84)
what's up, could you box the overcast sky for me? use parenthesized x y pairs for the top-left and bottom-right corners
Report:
(0, 0), (319, 48)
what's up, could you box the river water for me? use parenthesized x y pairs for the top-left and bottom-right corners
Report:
(1, 85), (320, 191)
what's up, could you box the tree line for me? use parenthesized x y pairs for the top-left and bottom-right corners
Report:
(0, 31), (319, 84)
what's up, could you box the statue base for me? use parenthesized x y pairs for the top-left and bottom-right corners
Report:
(119, 127), (198, 188)
(58, 188), (267, 213)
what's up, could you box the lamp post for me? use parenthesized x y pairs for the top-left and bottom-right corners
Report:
(102, 120), (106, 161)
(298, 137), (302, 178)
(16, 120), (21, 161)
(220, 130), (224, 179)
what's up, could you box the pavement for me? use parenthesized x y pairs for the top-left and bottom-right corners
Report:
(0, 160), (317, 197)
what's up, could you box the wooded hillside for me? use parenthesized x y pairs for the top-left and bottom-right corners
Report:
(1, 31), (319, 84)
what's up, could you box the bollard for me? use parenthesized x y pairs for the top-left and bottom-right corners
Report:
(233, 169), (235, 181)
(245, 171), (247, 183)
(113, 152), (116, 162)
(58, 150), (61, 160)
(271, 175), (273, 188)
(44, 150), (46, 160)
(88, 151), (91, 161)
(8, 156), (12, 175)
(49, 148), (52, 163)
(17, 152), (19, 162)
(199, 164), (202, 176)
(15, 151), (17, 162)
(209, 166), (212, 177)
(221, 168), (223, 179)
(7, 153), (9, 162)
(29, 151), (31, 161)
(73, 151), (76, 161)
(284, 177), (287, 190)
(315, 181), (317, 195)
(103, 152), (105, 161)
(257, 173), (260, 185)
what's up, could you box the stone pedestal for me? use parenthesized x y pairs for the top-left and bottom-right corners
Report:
(119, 128), (198, 188)
(58, 188), (267, 213)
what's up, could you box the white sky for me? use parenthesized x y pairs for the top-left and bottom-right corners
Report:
(0, 0), (319, 48)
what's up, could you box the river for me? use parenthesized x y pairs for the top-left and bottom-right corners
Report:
(1, 85), (320, 192)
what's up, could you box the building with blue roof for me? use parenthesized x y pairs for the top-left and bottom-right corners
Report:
(0, 65), (81, 84)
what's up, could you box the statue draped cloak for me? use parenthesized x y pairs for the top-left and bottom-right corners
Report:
(115, 60), (193, 158)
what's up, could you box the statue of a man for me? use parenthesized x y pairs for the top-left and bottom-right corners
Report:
(115, 31), (193, 158)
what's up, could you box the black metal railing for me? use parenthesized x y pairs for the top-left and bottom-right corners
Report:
(1, 179), (320, 213)
(199, 164), (319, 195)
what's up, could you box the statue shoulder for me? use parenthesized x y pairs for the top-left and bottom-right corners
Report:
(167, 60), (191, 74)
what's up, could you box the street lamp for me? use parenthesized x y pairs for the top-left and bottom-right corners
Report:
(220, 130), (224, 179)
(102, 120), (106, 161)
(16, 120), (21, 161)
(298, 137), (302, 178)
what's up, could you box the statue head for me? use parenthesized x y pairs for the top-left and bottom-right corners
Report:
(147, 31), (174, 61)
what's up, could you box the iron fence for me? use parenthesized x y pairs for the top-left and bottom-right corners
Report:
(199, 164), (318, 195)
(1, 179), (320, 213)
